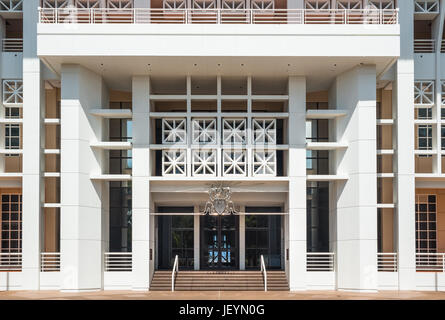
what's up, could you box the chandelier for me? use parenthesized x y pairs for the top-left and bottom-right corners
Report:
(203, 186), (237, 215)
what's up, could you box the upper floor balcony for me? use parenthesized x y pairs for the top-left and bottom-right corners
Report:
(37, 6), (400, 60)
(38, 7), (398, 25)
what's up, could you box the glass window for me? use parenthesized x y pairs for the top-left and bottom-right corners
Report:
(109, 182), (132, 252)
(416, 194), (437, 253)
(417, 125), (432, 150)
(245, 211), (281, 269)
(1, 194), (22, 253)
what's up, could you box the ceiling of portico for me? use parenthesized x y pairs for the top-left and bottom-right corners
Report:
(41, 55), (396, 92)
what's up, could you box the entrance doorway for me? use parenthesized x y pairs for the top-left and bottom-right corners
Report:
(200, 215), (239, 269)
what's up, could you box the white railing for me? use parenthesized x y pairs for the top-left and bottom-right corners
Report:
(171, 254), (179, 292)
(416, 253), (445, 272)
(38, 8), (399, 25)
(441, 40), (445, 53)
(306, 252), (334, 272)
(377, 253), (398, 272)
(104, 252), (132, 272)
(40, 252), (60, 272)
(2, 38), (23, 52)
(0, 252), (22, 271)
(260, 254), (267, 292)
(414, 39), (436, 53)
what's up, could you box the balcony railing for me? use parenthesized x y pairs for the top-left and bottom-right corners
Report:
(306, 252), (334, 272)
(104, 252), (132, 272)
(2, 38), (23, 52)
(39, 8), (399, 25)
(414, 39), (436, 53)
(40, 252), (60, 272)
(377, 253), (398, 272)
(0, 252), (22, 271)
(416, 253), (445, 272)
(441, 40), (445, 53)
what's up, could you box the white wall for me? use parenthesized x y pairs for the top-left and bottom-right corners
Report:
(330, 65), (378, 292)
(21, 0), (44, 290)
(60, 64), (108, 291)
(37, 24), (400, 58)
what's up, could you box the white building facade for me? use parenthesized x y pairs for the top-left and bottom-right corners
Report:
(0, 0), (444, 292)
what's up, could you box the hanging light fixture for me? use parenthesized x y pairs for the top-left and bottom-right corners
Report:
(203, 185), (237, 215)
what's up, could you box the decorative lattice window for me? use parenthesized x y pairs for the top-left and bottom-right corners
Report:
(251, 0), (274, 10)
(74, 0), (101, 8)
(368, 0), (395, 10)
(3, 80), (23, 105)
(162, 150), (187, 176)
(305, 0), (330, 9)
(252, 150), (277, 176)
(222, 0), (246, 9)
(0, 0), (23, 11)
(106, 0), (133, 9)
(163, 0), (186, 9)
(41, 0), (70, 9)
(192, 149), (216, 176)
(336, 0), (362, 9)
(192, 0), (216, 9)
(222, 150), (247, 176)
(192, 118), (217, 145)
(162, 118), (186, 144)
(414, 81), (434, 105)
(416, 194), (437, 253)
(252, 119), (276, 145)
(414, 1), (439, 13)
(1, 194), (22, 253)
(223, 119), (246, 145)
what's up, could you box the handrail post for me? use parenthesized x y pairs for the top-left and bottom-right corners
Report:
(172, 255), (179, 292)
(260, 255), (267, 292)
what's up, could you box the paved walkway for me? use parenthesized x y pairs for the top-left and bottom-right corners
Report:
(0, 290), (445, 300)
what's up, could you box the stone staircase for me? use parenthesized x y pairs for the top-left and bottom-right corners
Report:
(150, 270), (289, 291)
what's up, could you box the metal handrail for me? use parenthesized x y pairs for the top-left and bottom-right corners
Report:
(171, 255), (179, 292)
(260, 255), (267, 292)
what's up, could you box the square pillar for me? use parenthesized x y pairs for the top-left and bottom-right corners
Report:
(132, 76), (152, 290)
(60, 65), (108, 291)
(239, 206), (246, 270)
(287, 76), (307, 291)
(194, 205), (200, 270)
(393, 0), (417, 291)
(134, 0), (151, 8)
(21, 0), (44, 290)
(330, 65), (378, 292)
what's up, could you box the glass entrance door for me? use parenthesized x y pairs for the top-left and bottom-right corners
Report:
(200, 215), (238, 269)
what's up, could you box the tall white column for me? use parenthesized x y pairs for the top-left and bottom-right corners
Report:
(132, 76), (152, 290)
(21, 0), (44, 290)
(393, 0), (416, 290)
(287, 76), (307, 291)
(330, 65), (378, 292)
(60, 65), (108, 291)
